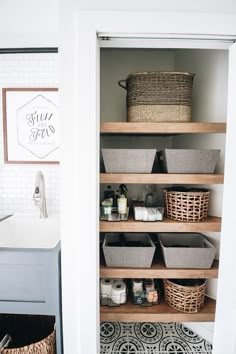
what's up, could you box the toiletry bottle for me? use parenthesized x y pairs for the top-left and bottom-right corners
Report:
(145, 185), (157, 207)
(117, 184), (128, 216)
(119, 184), (128, 199)
(117, 194), (127, 218)
(104, 185), (115, 205)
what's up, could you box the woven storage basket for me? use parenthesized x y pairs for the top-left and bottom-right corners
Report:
(164, 278), (207, 313)
(0, 315), (55, 354)
(118, 71), (195, 123)
(2, 331), (55, 354)
(163, 187), (210, 222)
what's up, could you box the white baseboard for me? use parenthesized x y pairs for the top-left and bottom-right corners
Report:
(182, 322), (214, 343)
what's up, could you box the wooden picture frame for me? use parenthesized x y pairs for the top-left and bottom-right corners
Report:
(2, 88), (59, 164)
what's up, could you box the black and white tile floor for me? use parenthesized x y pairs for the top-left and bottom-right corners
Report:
(100, 322), (212, 354)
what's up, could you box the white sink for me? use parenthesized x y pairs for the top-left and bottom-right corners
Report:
(0, 214), (60, 249)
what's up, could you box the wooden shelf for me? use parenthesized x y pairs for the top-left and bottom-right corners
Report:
(100, 260), (219, 279)
(100, 173), (224, 184)
(100, 296), (216, 322)
(100, 216), (221, 233)
(100, 121), (222, 324)
(100, 122), (227, 135)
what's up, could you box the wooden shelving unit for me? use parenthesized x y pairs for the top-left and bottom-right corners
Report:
(100, 260), (219, 279)
(100, 297), (216, 322)
(100, 173), (224, 184)
(101, 122), (227, 135)
(100, 216), (221, 233)
(100, 121), (224, 322)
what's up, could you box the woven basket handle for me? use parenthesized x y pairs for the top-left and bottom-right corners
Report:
(118, 80), (127, 90)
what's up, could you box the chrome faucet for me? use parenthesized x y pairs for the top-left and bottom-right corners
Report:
(33, 171), (48, 218)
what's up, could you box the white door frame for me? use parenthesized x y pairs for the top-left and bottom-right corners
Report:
(60, 9), (236, 354)
(213, 42), (236, 354)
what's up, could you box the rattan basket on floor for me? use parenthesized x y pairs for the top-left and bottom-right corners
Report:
(118, 71), (195, 123)
(164, 279), (207, 313)
(163, 187), (210, 222)
(0, 315), (55, 354)
(2, 331), (55, 354)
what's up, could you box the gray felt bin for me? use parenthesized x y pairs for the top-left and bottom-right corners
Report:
(158, 233), (216, 269)
(103, 233), (156, 268)
(102, 149), (156, 173)
(159, 149), (220, 173)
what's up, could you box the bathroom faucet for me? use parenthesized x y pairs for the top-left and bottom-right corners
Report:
(33, 171), (48, 218)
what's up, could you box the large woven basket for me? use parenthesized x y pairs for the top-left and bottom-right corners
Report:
(163, 187), (210, 222)
(2, 331), (55, 354)
(0, 315), (55, 354)
(118, 71), (195, 123)
(164, 278), (207, 313)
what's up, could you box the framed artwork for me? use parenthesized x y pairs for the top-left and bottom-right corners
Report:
(2, 88), (59, 164)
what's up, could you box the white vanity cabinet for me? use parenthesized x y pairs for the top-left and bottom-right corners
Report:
(0, 243), (62, 354)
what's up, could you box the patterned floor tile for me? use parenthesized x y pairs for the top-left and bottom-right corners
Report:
(111, 335), (144, 353)
(100, 322), (128, 353)
(100, 322), (124, 345)
(100, 322), (213, 354)
(171, 323), (213, 353)
(133, 322), (164, 345)
(159, 323), (178, 337)
(170, 336), (192, 352)
(120, 322), (136, 337)
(173, 323), (205, 344)
(100, 344), (112, 354)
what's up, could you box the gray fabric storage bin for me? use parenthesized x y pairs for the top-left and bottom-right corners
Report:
(159, 149), (220, 173)
(158, 233), (216, 269)
(102, 149), (156, 173)
(103, 233), (156, 268)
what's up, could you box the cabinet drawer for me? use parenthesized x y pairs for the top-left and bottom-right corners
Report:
(0, 263), (46, 302)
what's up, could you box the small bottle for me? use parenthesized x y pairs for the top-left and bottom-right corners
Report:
(145, 185), (157, 207)
(117, 194), (127, 215)
(104, 185), (115, 204)
(115, 184), (127, 207)
(117, 184), (128, 215)
(101, 199), (113, 218)
(119, 184), (128, 199)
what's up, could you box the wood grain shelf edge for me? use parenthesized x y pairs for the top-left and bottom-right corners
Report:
(100, 173), (224, 184)
(100, 216), (221, 233)
(100, 122), (227, 134)
(100, 260), (219, 279)
(100, 297), (216, 322)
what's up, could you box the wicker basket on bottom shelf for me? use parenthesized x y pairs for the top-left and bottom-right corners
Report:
(163, 187), (210, 222)
(164, 279), (207, 313)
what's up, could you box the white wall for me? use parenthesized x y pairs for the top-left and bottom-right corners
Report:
(75, 0), (236, 13)
(0, 0), (58, 47)
(0, 53), (60, 216)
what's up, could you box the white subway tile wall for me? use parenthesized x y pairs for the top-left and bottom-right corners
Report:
(0, 53), (60, 216)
